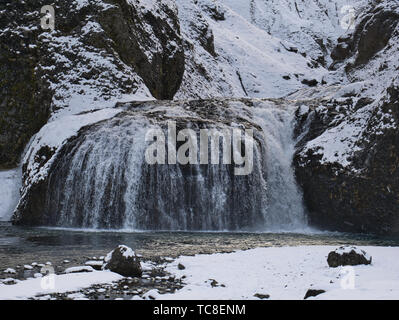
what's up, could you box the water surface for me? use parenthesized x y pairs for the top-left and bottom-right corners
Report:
(1, 222), (399, 270)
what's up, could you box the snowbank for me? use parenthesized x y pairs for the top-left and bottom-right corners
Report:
(0, 271), (122, 300)
(160, 246), (399, 300)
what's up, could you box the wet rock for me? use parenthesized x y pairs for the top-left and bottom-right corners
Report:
(327, 246), (372, 268)
(102, 245), (142, 278)
(304, 289), (325, 299)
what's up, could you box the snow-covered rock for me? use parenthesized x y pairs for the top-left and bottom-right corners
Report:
(327, 246), (372, 267)
(102, 245), (142, 277)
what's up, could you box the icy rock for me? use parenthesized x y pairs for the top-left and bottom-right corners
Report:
(102, 245), (142, 277)
(327, 246), (372, 268)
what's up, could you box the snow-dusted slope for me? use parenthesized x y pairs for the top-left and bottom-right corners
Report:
(174, 0), (368, 99)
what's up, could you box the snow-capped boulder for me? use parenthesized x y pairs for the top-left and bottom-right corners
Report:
(327, 246), (372, 268)
(102, 245), (142, 277)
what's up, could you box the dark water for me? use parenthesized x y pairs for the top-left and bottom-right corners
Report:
(1, 221), (399, 270)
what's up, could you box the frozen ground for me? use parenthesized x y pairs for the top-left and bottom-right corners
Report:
(1, 246), (399, 300)
(159, 246), (399, 300)
(0, 270), (122, 300)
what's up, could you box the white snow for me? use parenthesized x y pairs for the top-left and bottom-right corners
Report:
(0, 270), (122, 300)
(65, 266), (94, 274)
(85, 261), (104, 267)
(158, 246), (399, 300)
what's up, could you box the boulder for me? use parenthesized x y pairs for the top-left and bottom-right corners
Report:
(304, 289), (325, 299)
(102, 245), (142, 277)
(327, 246), (372, 268)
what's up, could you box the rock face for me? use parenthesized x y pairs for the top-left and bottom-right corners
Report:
(327, 246), (372, 268)
(331, 1), (399, 67)
(293, 1), (399, 235)
(0, 0), (184, 169)
(295, 80), (399, 234)
(102, 245), (142, 277)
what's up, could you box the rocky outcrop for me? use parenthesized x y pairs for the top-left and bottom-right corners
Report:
(294, 1), (399, 235)
(102, 245), (142, 277)
(331, 1), (399, 68)
(0, 1), (52, 169)
(294, 79), (399, 234)
(327, 246), (372, 267)
(0, 0), (184, 169)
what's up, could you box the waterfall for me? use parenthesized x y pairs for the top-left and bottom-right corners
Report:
(42, 102), (306, 231)
(253, 104), (307, 230)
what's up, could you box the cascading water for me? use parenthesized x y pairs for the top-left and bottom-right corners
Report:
(41, 100), (307, 231)
(253, 104), (307, 230)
